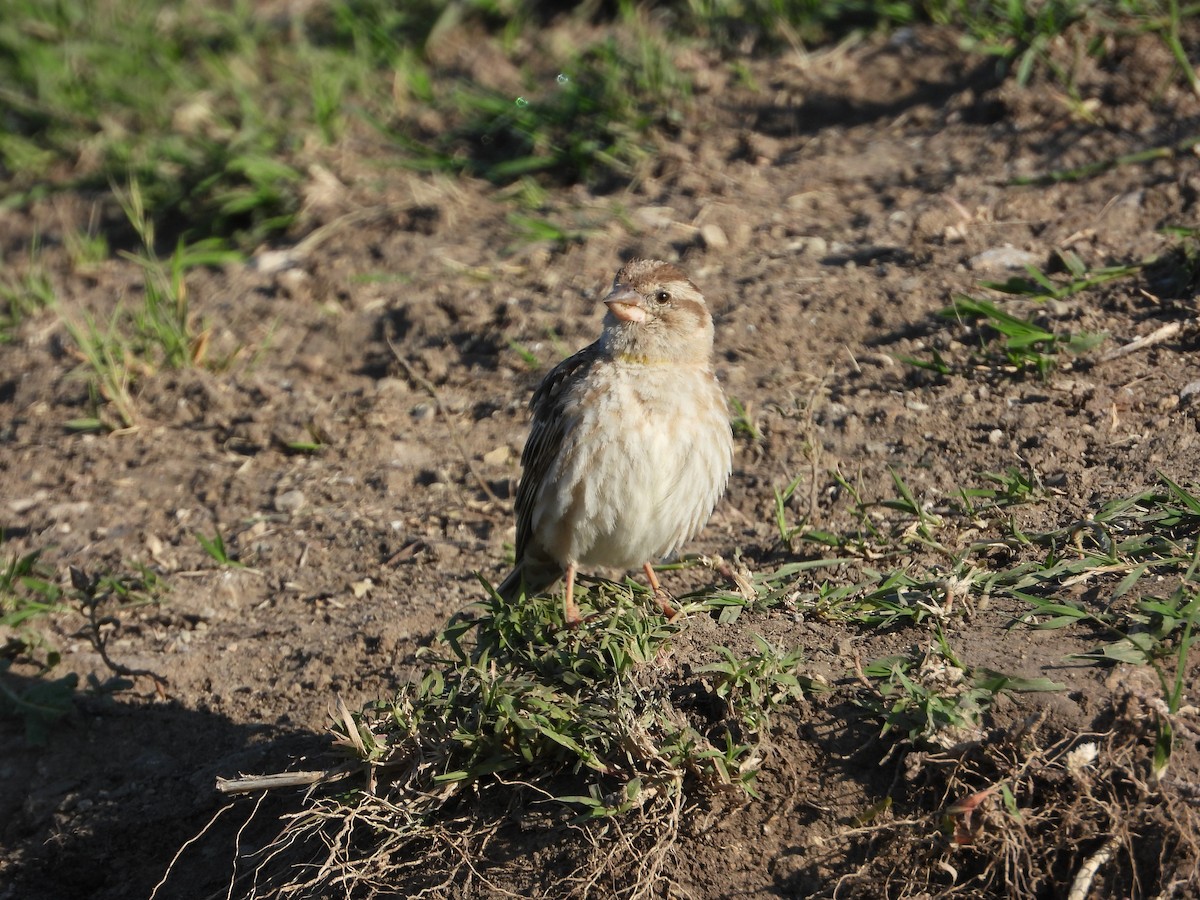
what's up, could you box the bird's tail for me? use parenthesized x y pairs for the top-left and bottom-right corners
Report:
(494, 560), (562, 602)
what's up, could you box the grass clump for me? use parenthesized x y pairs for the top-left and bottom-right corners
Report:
(3, 0), (1196, 251)
(403, 33), (689, 187)
(862, 629), (1062, 751)
(60, 182), (242, 431)
(0, 254), (56, 343)
(0, 549), (74, 744)
(981, 250), (1142, 302)
(0, 548), (164, 743)
(999, 474), (1200, 776)
(836, 687), (1200, 899)
(252, 584), (809, 897)
(943, 294), (1108, 377)
(0, 0), (307, 246)
(899, 251), (1133, 379)
(353, 580), (805, 801)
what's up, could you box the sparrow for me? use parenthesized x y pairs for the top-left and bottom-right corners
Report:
(497, 258), (734, 624)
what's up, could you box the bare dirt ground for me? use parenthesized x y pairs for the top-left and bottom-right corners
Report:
(2, 23), (1199, 900)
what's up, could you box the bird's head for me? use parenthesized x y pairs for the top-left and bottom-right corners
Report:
(600, 258), (714, 365)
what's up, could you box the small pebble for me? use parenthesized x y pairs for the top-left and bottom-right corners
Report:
(274, 490), (306, 514)
(634, 206), (676, 229)
(482, 446), (510, 466)
(252, 249), (298, 274)
(969, 246), (1040, 273)
(8, 491), (47, 513)
(699, 223), (728, 250)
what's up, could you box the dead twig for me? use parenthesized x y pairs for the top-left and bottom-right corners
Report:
(1067, 835), (1119, 900)
(1099, 320), (1186, 362)
(216, 765), (358, 795)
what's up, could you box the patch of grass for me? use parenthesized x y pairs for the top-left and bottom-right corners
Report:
(115, 183), (233, 370)
(1011, 133), (1200, 186)
(4, 0), (1194, 254)
(937, 0), (1088, 85)
(982, 250), (1142, 301)
(861, 629), (1062, 750)
(672, 0), (923, 50)
(770, 470), (1198, 646)
(507, 337), (541, 369)
(196, 527), (245, 568)
(0, 241), (56, 342)
(60, 183), (243, 431)
(64, 225), (110, 272)
(61, 309), (140, 432)
(773, 473), (807, 549)
(249, 582), (809, 896)
(698, 636), (808, 740)
(901, 292), (1108, 378)
(0, 0), (310, 246)
(674, 0), (1200, 98)
(0, 549), (68, 686)
(996, 475), (1200, 775)
(406, 581), (804, 799)
(1, 549), (164, 743)
(753, 465), (1053, 631)
(899, 240), (1194, 378)
(713, 466), (1004, 630)
(1161, 0), (1200, 93)
(280, 422), (329, 454)
(403, 32), (690, 187)
(729, 397), (762, 442)
(1032, 580), (1200, 778)
(946, 295), (1107, 377)
(1019, 583), (1198, 668)
(790, 559), (985, 629)
(984, 474), (1199, 592)
(930, 0), (1200, 99)
(507, 328), (571, 370)
(956, 467), (1045, 516)
(882, 469), (951, 551)
(506, 212), (593, 249)
(791, 467), (960, 562)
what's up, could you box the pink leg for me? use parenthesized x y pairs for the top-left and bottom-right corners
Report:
(563, 562), (581, 625)
(643, 562), (677, 618)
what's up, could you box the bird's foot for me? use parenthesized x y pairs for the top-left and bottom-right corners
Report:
(652, 588), (679, 621)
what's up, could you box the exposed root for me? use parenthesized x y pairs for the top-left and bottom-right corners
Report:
(818, 690), (1200, 900)
(1067, 836), (1118, 900)
(150, 800), (239, 900)
(236, 777), (688, 900)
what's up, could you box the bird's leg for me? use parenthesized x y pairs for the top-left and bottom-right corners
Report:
(563, 562), (581, 626)
(643, 562), (678, 619)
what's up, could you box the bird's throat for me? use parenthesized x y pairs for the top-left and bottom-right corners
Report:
(614, 352), (676, 366)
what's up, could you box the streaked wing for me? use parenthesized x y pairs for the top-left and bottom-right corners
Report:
(513, 342), (603, 559)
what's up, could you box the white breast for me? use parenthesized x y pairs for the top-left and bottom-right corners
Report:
(529, 363), (733, 572)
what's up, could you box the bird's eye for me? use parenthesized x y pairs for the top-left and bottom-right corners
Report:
(654, 290), (671, 304)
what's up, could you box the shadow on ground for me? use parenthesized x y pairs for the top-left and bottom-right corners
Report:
(0, 676), (329, 900)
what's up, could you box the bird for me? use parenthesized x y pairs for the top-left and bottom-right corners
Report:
(496, 258), (734, 625)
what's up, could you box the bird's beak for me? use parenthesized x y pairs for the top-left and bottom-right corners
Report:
(603, 286), (647, 323)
